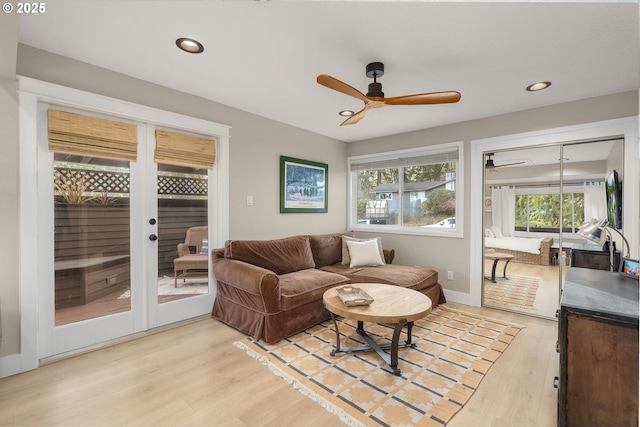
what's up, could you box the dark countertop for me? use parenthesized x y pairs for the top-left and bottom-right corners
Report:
(562, 267), (639, 323)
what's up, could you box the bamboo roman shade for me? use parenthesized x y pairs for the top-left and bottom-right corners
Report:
(48, 109), (138, 161)
(154, 129), (216, 169)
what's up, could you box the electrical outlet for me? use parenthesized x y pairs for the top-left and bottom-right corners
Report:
(447, 270), (454, 281)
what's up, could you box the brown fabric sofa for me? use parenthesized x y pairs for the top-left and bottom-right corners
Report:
(211, 232), (446, 343)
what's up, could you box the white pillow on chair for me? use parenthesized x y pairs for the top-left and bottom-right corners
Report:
(490, 226), (504, 238)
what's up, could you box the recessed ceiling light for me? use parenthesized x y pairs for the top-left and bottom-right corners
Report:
(339, 110), (354, 117)
(176, 38), (204, 54)
(526, 81), (551, 92)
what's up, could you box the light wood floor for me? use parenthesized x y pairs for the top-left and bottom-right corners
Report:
(0, 302), (559, 427)
(483, 261), (565, 319)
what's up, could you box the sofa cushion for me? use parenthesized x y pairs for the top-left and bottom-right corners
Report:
(342, 236), (385, 265)
(319, 263), (365, 276)
(346, 239), (385, 267)
(309, 231), (354, 268)
(321, 263), (440, 296)
(279, 269), (350, 311)
(224, 235), (315, 275)
(346, 264), (439, 292)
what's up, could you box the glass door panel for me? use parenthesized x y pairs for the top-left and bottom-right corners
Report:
(156, 163), (209, 304)
(53, 154), (131, 326)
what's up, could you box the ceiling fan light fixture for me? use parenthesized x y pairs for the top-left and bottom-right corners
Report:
(526, 81), (551, 92)
(316, 61), (461, 126)
(176, 38), (204, 54)
(339, 110), (354, 117)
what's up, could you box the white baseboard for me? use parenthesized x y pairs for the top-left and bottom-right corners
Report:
(442, 289), (474, 306)
(0, 353), (28, 379)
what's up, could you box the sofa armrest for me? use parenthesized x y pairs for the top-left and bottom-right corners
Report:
(212, 257), (281, 313)
(383, 248), (395, 264)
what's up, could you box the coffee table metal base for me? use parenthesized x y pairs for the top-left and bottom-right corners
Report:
(328, 312), (415, 376)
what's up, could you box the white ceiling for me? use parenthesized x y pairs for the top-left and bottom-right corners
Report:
(17, 1), (640, 143)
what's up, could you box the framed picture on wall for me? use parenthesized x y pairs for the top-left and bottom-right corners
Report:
(280, 156), (328, 213)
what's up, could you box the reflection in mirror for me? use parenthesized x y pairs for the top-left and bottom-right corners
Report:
(482, 145), (561, 319)
(564, 140), (625, 272)
(482, 138), (624, 319)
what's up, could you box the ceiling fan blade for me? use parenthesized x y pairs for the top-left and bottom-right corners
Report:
(340, 107), (371, 126)
(384, 91), (461, 105)
(317, 74), (369, 102)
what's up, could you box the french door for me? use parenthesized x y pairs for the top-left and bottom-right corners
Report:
(145, 126), (216, 328)
(38, 107), (218, 359)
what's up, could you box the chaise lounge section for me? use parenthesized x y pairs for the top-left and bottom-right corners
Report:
(211, 232), (445, 343)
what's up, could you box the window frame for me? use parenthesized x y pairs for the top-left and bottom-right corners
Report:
(513, 185), (585, 237)
(348, 141), (464, 238)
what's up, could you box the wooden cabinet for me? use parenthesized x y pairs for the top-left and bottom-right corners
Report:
(558, 267), (639, 427)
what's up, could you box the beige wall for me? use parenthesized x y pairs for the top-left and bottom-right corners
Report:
(348, 90), (639, 296)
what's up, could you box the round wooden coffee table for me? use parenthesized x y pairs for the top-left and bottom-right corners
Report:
(322, 283), (432, 376)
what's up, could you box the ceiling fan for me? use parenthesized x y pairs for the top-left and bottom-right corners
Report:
(485, 153), (526, 172)
(316, 62), (461, 126)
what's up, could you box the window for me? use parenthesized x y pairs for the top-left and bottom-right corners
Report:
(515, 189), (585, 233)
(349, 142), (462, 236)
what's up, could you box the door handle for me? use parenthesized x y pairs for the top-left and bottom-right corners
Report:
(149, 234), (158, 241)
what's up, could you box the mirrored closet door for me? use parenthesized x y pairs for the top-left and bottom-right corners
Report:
(482, 138), (624, 319)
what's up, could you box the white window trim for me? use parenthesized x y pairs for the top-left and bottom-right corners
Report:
(348, 141), (464, 238)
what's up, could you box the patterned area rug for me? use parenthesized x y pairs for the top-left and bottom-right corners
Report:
(235, 305), (522, 427)
(483, 275), (540, 309)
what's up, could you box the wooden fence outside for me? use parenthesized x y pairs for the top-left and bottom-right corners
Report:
(54, 203), (207, 307)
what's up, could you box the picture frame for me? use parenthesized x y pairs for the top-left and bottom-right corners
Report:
(619, 258), (639, 280)
(280, 156), (328, 213)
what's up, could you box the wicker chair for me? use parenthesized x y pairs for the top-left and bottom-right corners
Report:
(173, 226), (208, 287)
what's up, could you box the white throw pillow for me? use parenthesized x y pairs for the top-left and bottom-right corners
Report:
(341, 236), (385, 265)
(484, 228), (495, 238)
(491, 226), (504, 238)
(346, 239), (385, 267)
